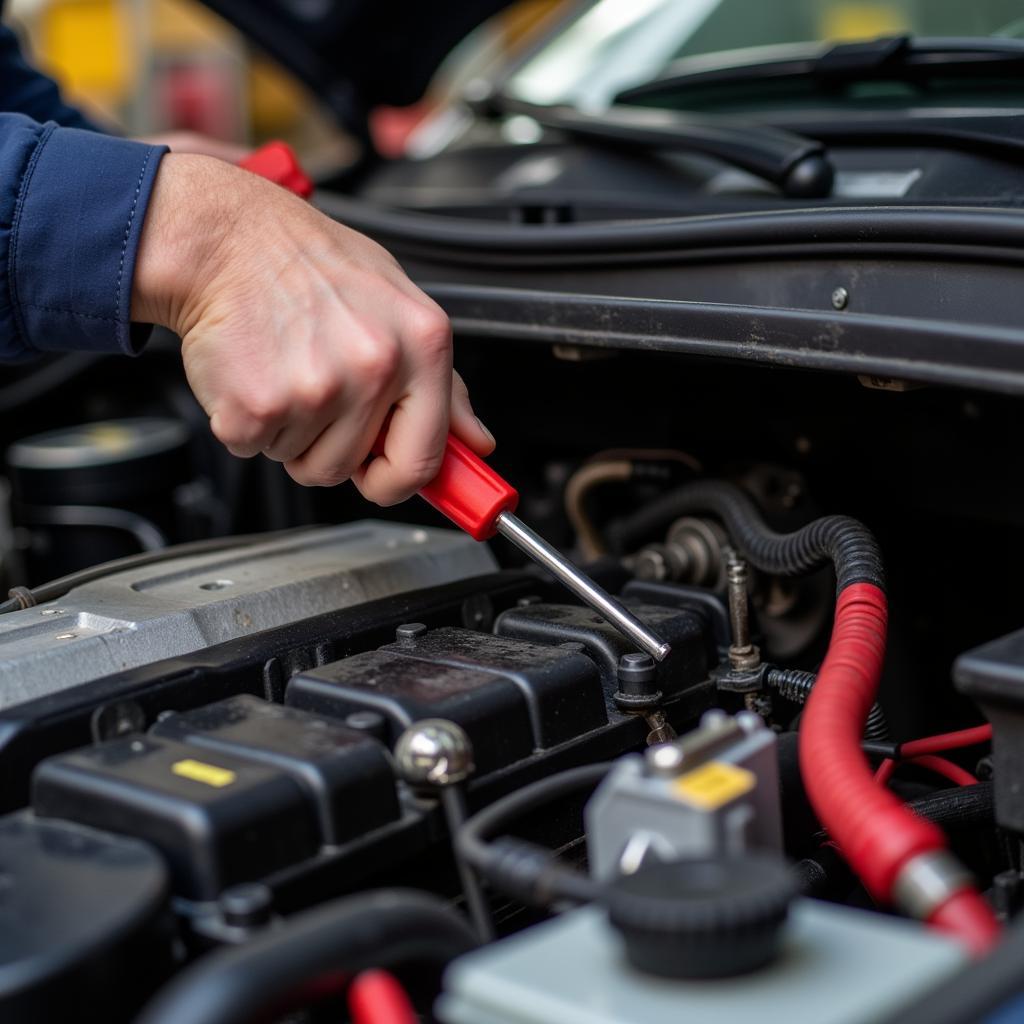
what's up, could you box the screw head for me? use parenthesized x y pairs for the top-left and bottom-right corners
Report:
(395, 622), (427, 642)
(219, 882), (274, 928)
(394, 719), (475, 787)
(645, 742), (685, 776)
(831, 286), (849, 310)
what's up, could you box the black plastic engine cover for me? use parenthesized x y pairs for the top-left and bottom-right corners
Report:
(150, 695), (401, 846)
(494, 602), (711, 698)
(32, 735), (319, 899)
(379, 626), (608, 747)
(956, 628), (1024, 833)
(286, 627), (606, 774)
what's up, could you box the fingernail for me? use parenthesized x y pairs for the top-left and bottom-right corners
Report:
(476, 416), (496, 448)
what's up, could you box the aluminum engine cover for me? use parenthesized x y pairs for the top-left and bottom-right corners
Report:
(0, 521), (496, 709)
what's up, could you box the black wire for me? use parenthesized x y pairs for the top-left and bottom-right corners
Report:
(457, 762), (610, 907)
(136, 889), (477, 1024)
(605, 479), (884, 593)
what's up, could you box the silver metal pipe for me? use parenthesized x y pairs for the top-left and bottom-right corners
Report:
(495, 511), (671, 662)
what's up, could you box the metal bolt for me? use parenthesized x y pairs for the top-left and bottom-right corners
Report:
(394, 719), (475, 787)
(395, 622), (427, 642)
(219, 882), (274, 929)
(643, 711), (677, 746)
(345, 710), (387, 739)
(645, 742), (685, 776)
(831, 286), (849, 310)
(726, 555), (761, 672)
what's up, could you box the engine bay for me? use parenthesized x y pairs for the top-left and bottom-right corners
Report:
(2, 348), (1023, 1022)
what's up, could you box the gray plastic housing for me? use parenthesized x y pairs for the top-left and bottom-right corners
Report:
(437, 900), (966, 1024)
(585, 711), (782, 879)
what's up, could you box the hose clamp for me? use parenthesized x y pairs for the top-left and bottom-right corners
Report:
(892, 851), (973, 920)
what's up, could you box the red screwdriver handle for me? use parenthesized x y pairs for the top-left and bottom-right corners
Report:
(239, 141), (314, 198)
(373, 431), (518, 541)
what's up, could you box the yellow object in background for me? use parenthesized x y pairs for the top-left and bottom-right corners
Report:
(820, 3), (910, 43)
(39, 0), (133, 112)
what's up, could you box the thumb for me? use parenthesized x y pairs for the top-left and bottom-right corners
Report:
(449, 371), (495, 456)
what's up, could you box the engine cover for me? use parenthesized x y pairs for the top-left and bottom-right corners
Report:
(0, 521), (496, 708)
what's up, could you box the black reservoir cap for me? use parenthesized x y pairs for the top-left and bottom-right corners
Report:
(32, 735), (319, 900)
(494, 602), (710, 699)
(0, 813), (174, 1021)
(606, 852), (797, 980)
(286, 650), (534, 775)
(380, 626), (607, 747)
(150, 696), (401, 846)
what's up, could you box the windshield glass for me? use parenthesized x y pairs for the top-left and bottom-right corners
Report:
(505, 0), (1024, 110)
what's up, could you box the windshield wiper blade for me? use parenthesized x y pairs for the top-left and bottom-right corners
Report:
(495, 97), (833, 198)
(618, 36), (1024, 105)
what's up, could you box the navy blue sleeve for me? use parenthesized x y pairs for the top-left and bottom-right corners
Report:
(0, 24), (100, 130)
(0, 114), (168, 360)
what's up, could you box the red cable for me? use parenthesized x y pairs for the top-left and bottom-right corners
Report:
(875, 755), (978, 788)
(348, 970), (417, 1024)
(900, 724), (992, 760)
(909, 755), (978, 787)
(799, 583), (999, 955)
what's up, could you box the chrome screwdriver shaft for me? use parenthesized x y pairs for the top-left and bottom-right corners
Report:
(495, 511), (671, 662)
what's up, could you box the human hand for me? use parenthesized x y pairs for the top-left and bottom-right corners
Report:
(130, 153), (494, 505)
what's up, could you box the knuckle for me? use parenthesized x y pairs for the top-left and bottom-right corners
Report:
(349, 336), (400, 393)
(407, 304), (451, 357)
(240, 389), (287, 427)
(212, 414), (263, 450)
(293, 375), (340, 413)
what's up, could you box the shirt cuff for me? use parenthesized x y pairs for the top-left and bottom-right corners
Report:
(9, 125), (168, 357)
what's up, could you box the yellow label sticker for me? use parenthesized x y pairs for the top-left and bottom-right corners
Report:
(171, 759), (236, 788)
(672, 761), (755, 810)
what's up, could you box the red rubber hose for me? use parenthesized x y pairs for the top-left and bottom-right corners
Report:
(799, 583), (998, 954)
(348, 970), (417, 1024)
(929, 889), (1003, 951)
(901, 724), (992, 759)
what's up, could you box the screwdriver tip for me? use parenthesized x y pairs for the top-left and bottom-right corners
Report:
(652, 642), (672, 663)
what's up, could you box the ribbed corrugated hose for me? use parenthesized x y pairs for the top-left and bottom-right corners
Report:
(641, 481), (999, 954)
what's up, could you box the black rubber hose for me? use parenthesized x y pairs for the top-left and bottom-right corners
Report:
(135, 890), (477, 1024)
(905, 781), (994, 831)
(606, 480), (885, 593)
(796, 783), (994, 898)
(457, 763), (610, 907)
(768, 666), (889, 741)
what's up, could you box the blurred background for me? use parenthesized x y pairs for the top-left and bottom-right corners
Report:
(3, 0), (564, 168)
(5, 0), (990, 171)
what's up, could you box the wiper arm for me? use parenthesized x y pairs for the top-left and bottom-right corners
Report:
(495, 98), (834, 199)
(618, 35), (1024, 105)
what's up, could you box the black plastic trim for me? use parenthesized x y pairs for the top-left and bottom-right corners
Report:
(320, 197), (1024, 258)
(427, 283), (1024, 395)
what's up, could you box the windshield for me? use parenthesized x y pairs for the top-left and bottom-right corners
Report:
(505, 0), (1024, 110)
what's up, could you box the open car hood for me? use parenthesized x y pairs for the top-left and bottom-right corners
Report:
(199, 0), (519, 136)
